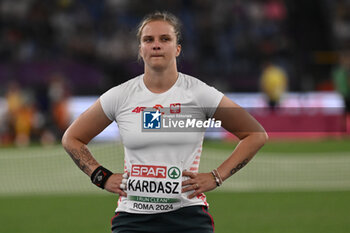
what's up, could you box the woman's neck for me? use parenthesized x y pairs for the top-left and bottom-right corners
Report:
(143, 67), (179, 93)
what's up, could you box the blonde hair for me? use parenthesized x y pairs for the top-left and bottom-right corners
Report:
(136, 11), (182, 45)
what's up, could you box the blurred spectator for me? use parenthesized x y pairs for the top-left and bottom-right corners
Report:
(5, 81), (36, 146)
(260, 62), (288, 110)
(332, 50), (350, 114)
(1, 75), (72, 147)
(6, 81), (22, 117)
(333, 0), (350, 48)
(3, 82), (22, 145)
(48, 73), (71, 138)
(13, 93), (36, 147)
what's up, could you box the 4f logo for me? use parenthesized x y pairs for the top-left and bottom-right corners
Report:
(143, 110), (162, 129)
(132, 107), (146, 113)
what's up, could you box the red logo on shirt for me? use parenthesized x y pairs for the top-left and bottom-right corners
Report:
(153, 104), (165, 115)
(132, 105), (165, 114)
(132, 107), (146, 113)
(170, 103), (181, 113)
(131, 165), (167, 178)
(152, 104), (163, 110)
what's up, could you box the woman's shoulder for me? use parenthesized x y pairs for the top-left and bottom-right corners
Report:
(180, 72), (224, 104)
(100, 75), (143, 107)
(115, 75), (142, 89)
(180, 73), (207, 89)
(104, 75), (143, 94)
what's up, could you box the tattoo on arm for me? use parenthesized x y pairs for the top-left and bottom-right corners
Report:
(64, 145), (99, 175)
(230, 159), (249, 175)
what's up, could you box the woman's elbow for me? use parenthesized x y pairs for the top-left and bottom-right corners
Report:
(61, 126), (89, 148)
(61, 128), (70, 148)
(256, 131), (269, 147)
(61, 127), (77, 149)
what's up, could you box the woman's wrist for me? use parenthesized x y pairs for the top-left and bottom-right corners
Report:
(211, 169), (223, 187)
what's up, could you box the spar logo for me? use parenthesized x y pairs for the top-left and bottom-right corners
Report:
(131, 165), (181, 179)
(143, 110), (162, 129)
(131, 165), (167, 178)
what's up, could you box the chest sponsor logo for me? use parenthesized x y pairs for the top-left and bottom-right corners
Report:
(131, 165), (166, 178)
(132, 104), (164, 114)
(153, 104), (165, 115)
(153, 104), (164, 111)
(132, 107), (146, 113)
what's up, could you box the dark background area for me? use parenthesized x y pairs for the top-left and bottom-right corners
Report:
(1, 0), (348, 95)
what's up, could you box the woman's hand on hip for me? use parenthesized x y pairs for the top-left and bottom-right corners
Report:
(182, 171), (217, 199)
(104, 173), (128, 197)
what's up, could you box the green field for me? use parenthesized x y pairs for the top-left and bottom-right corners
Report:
(1, 191), (349, 233)
(0, 139), (349, 233)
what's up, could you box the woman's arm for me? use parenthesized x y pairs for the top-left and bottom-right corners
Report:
(62, 99), (111, 175)
(182, 96), (268, 198)
(212, 96), (268, 181)
(62, 99), (127, 196)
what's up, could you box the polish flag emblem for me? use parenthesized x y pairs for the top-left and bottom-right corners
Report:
(170, 103), (181, 114)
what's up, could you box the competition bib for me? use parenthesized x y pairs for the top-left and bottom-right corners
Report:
(126, 164), (182, 213)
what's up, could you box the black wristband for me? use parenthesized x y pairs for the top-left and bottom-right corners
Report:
(90, 166), (113, 189)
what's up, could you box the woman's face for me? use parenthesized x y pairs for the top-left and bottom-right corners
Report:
(139, 20), (181, 71)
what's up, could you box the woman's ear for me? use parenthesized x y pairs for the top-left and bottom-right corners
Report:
(138, 45), (143, 60)
(176, 44), (182, 57)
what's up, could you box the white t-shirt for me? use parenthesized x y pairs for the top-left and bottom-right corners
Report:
(100, 72), (224, 214)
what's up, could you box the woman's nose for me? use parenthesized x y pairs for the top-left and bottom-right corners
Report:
(152, 40), (161, 50)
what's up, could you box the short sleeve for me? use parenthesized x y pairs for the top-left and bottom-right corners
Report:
(193, 82), (224, 118)
(100, 86), (120, 121)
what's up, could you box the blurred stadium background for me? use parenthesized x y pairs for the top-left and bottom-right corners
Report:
(0, 0), (350, 233)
